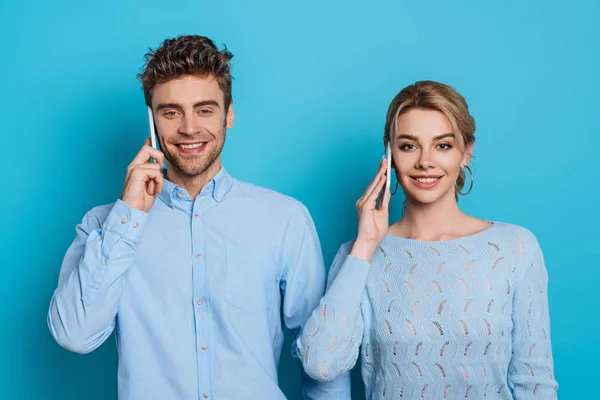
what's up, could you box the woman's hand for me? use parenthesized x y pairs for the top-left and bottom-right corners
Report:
(351, 157), (391, 262)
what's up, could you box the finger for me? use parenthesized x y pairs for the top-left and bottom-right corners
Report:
(381, 174), (392, 212)
(147, 174), (165, 196)
(147, 179), (156, 196)
(130, 145), (163, 165)
(358, 160), (386, 205)
(130, 166), (164, 185)
(377, 182), (385, 211)
(151, 174), (164, 196)
(155, 175), (164, 194)
(377, 183), (391, 213)
(131, 145), (165, 169)
(142, 137), (164, 169)
(365, 172), (386, 208)
(360, 159), (388, 204)
(128, 162), (162, 172)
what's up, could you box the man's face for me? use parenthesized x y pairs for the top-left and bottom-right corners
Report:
(151, 75), (234, 178)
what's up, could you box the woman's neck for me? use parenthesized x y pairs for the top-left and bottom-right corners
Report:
(391, 192), (483, 242)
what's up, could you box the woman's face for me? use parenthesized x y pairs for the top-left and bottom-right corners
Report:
(392, 108), (472, 206)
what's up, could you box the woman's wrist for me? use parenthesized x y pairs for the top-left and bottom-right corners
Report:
(350, 238), (379, 263)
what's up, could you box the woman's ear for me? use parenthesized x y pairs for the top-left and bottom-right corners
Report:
(461, 142), (474, 167)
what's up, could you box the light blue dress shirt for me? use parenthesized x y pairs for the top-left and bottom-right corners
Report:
(48, 167), (349, 399)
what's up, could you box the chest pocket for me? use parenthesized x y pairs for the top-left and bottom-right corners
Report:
(224, 245), (280, 313)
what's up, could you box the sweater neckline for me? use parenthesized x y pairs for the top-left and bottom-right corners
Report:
(381, 221), (498, 247)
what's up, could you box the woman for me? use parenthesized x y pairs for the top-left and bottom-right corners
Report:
(298, 81), (558, 399)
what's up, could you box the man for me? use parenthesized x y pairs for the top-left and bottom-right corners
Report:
(48, 35), (349, 399)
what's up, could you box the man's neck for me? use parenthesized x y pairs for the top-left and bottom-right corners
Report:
(165, 159), (222, 200)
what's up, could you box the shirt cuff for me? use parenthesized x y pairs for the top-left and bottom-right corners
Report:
(102, 199), (149, 246)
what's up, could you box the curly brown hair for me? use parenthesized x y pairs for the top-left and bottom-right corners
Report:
(138, 35), (233, 110)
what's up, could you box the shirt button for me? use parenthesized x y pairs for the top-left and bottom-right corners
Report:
(196, 253), (203, 261)
(197, 298), (204, 305)
(120, 217), (128, 224)
(215, 193), (220, 199)
(201, 344), (208, 350)
(203, 393), (210, 399)
(177, 191), (184, 198)
(102, 259), (107, 265)
(194, 214), (201, 220)
(132, 221), (139, 228)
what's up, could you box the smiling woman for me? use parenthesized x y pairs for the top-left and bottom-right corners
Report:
(298, 80), (558, 400)
(385, 81), (476, 202)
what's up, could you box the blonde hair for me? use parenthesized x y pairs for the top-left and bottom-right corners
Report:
(384, 80), (476, 195)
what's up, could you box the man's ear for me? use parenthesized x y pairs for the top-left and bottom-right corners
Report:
(226, 102), (235, 129)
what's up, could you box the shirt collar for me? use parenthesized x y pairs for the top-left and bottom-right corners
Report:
(157, 167), (234, 208)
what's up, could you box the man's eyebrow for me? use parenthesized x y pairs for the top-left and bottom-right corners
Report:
(156, 103), (183, 112)
(193, 100), (220, 109)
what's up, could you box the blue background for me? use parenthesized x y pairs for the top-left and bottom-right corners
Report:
(1, 0), (597, 398)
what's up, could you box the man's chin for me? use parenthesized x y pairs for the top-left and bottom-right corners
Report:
(172, 166), (209, 178)
(164, 145), (222, 179)
(167, 157), (217, 178)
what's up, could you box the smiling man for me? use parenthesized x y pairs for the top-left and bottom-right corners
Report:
(47, 35), (349, 400)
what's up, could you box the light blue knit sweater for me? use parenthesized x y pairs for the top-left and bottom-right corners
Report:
(298, 222), (558, 399)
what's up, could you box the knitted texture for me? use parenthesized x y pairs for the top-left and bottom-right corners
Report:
(298, 222), (558, 399)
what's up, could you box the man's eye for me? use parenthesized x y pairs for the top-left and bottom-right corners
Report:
(199, 109), (213, 115)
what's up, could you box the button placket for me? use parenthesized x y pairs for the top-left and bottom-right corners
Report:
(191, 201), (212, 395)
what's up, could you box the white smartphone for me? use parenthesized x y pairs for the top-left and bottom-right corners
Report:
(147, 106), (158, 151)
(382, 143), (392, 205)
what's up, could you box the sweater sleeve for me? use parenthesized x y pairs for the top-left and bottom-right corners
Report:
(508, 241), (558, 399)
(297, 242), (371, 382)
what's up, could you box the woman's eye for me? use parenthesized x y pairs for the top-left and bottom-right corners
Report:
(400, 143), (416, 150)
(438, 143), (453, 150)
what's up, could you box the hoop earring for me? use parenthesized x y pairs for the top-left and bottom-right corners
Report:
(458, 166), (474, 196)
(390, 181), (399, 195)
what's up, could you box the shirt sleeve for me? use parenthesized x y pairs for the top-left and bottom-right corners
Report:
(280, 203), (351, 399)
(296, 239), (371, 384)
(508, 241), (559, 399)
(47, 200), (148, 354)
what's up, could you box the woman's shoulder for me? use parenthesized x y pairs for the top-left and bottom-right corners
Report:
(490, 221), (540, 245)
(487, 221), (543, 262)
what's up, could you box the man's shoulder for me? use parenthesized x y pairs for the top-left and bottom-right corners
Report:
(232, 179), (307, 215)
